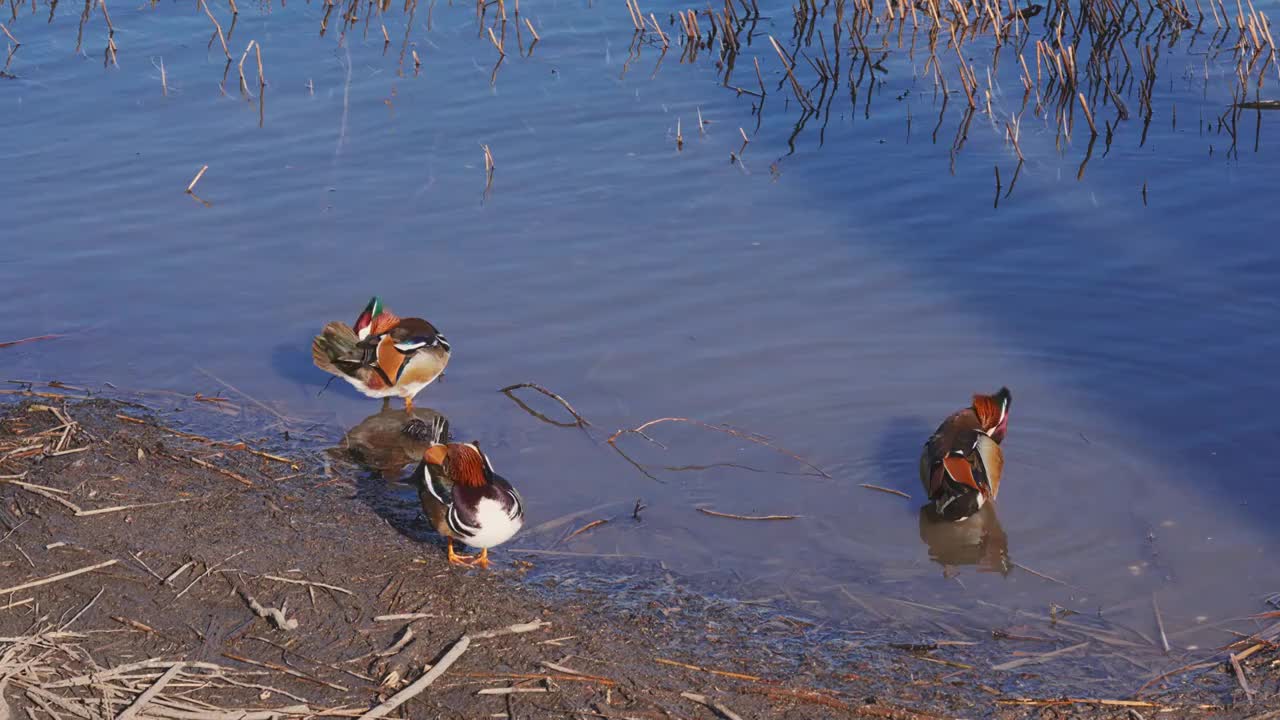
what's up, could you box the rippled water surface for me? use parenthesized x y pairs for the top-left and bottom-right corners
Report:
(3, 0), (1280, 689)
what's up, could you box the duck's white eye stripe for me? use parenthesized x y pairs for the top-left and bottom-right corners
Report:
(395, 340), (428, 352)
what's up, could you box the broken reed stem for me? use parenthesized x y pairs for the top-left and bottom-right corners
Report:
(481, 144), (495, 175)
(487, 26), (505, 55)
(648, 12), (667, 46)
(261, 574), (354, 596)
(254, 41), (265, 87)
(997, 698), (1163, 709)
(1153, 593), (1171, 653)
(0, 559), (118, 595)
(99, 0), (114, 35)
(200, 0), (232, 60)
(0, 23), (20, 46)
(624, 0), (641, 30)
(186, 165), (209, 193)
(768, 35), (813, 109)
(237, 40), (255, 93)
(1078, 92), (1098, 135)
(524, 17), (540, 41)
(115, 663), (185, 720)
(159, 57), (168, 95)
(681, 692), (746, 720)
(359, 636), (471, 718)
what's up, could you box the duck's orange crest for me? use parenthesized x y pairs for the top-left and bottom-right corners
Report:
(369, 311), (402, 336)
(971, 394), (1004, 431)
(448, 445), (488, 487)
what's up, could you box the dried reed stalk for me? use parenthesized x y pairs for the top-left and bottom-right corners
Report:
(481, 144), (495, 175)
(186, 165), (209, 193)
(200, 0), (232, 60)
(0, 23), (20, 46)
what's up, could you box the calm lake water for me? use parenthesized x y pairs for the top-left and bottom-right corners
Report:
(3, 0), (1280, 690)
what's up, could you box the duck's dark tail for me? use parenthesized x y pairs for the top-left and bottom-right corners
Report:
(311, 322), (360, 376)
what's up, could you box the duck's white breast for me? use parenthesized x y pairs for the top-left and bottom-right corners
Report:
(462, 497), (523, 549)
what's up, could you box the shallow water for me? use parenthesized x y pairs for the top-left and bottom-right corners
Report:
(3, 0), (1280, 689)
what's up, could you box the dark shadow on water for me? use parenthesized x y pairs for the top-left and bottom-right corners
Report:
(871, 415), (932, 504)
(917, 504), (1011, 578)
(270, 341), (319, 388)
(271, 340), (375, 403)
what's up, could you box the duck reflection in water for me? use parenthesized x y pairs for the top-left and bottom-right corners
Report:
(918, 504), (1011, 578)
(338, 404), (447, 478)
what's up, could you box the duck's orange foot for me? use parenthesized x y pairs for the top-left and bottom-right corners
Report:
(446, 538), (474, 567)
(404, 397), (415, 413)
(470, 548), (490, 570)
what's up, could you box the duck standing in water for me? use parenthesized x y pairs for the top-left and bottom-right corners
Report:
(919, 387), (1011, 521)
(403, 417), (524, 569)
(312, 297), (451, 412)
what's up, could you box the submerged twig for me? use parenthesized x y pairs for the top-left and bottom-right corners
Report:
(696, 507), (799, 521)
(607, 417), (829, 479)
(500, 383), (591, 427)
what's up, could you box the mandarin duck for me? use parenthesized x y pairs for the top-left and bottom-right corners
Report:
(919, 387), (1011, 522)
(918, 504), (1011, 576)
(312, 297), (450, 412)
(403, 417), (524, 569)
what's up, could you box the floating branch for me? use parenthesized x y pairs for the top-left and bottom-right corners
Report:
(0, 334), (62, 349)
(561, 518), (609, 542)
(860, 483), (910, 499)
(499, 383), (591, 427)
(607, 417), (830, 479)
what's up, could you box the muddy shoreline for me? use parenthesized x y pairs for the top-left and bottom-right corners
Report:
(0, 395), (1275, 719)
